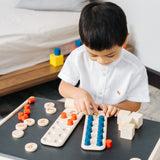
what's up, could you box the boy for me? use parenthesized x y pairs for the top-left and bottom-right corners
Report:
(58, 2), (150, 117)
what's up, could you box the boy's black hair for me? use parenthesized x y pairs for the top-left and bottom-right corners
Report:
(79, 2), (128, 50)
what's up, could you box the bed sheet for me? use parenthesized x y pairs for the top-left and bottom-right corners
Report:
(0, 0), (80, 75)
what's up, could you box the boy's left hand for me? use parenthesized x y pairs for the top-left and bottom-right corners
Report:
(97, 104), (119, 118)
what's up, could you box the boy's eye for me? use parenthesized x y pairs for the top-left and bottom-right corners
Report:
(89, 53), (97, 57)
(106, 55), (115, 58)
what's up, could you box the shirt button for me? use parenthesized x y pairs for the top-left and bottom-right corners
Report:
(99, 91), (102, 95)
(102, 72), (106, 76)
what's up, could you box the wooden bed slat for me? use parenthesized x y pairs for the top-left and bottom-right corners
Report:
(0, 61), (62, 96)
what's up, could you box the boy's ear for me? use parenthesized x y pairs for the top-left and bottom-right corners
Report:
(123, 33), (130, 49)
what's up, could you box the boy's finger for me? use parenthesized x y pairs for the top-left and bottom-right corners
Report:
(80, 102), (87, 115)
(75, 105), (80, 113)
(106, 105), (113, 117)
(85, 101), (93, 115)
(74, 101), (81, 113)
(103, 106), (108, 115)
(91, 102), (98, 112)
(110, 107), (117, 117)
(114, 112), (118, 117)
(114, 108), (120, 117)
(86, 106), (93, 115)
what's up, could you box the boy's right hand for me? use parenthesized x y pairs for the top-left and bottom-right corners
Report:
(74, 89), (98, 115)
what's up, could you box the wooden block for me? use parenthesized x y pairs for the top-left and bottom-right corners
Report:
(64, 98), (75, 109)
(120, 123), (135, 140)
(118, 121), (127, 131)
(130, 112), (143, 129)
(117, 110), (131, 124)
(118, 110), (143, 141)
(118, 114), (134, 130)
(118, 120), (131, 131)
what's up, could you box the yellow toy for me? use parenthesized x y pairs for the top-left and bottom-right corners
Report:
(50, 48), (64, 67)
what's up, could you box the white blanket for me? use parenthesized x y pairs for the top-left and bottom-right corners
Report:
(0, 0), (80, 75)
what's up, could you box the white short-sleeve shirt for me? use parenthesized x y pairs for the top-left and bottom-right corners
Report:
(58, 45), (150, 105)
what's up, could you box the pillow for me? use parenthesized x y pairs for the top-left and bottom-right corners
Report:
(16, 0), (89, 12)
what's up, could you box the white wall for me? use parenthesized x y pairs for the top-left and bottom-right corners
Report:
(105, 0), (160, 72)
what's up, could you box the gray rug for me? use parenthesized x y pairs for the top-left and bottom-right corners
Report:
(141, 85), (160, 122)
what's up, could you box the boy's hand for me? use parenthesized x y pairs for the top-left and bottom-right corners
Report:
(74, 89), (98, 115)
(97, 104), (119, 117)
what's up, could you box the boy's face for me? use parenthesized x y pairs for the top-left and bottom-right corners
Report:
(86, 45), (122, 66)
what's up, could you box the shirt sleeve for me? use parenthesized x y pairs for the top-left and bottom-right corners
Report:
(58, 52), (80, 86)
(126, 66), (150, 102)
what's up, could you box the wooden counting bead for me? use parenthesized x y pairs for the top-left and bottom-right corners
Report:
(44, 102), (55, 109)
(46, 107), (56, 114)
(85, 138), (90, 146)
(24, 104), (30, 109)
(61, 112), (67, 119)
(21, 114), (29, 121)
(28, 97), (35, 104)
(12, 129), (24, 139)
(97, 139), (102, 146)
(67, 119), (73, 126)
(15, 123), (27, 130)
(106, 139), (112, 149)
(24, 118), (35, 126)
(25, 142), (38, 152)
(24, 109), (31, 115)
(18, 112), (24, 120)
(71, 114), (77, 120)
(38, 118), (49, 127)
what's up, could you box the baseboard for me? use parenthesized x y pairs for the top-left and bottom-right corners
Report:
(146, 67), (160, 89)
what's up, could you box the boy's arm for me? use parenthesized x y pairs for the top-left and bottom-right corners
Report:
(114, 100), (141, 112)
(58, 80), (98, 115)
(110, 101), (141, 117)
(98, 101), (141, 117)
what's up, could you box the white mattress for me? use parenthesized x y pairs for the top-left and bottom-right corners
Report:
(0, 0), (80, 75)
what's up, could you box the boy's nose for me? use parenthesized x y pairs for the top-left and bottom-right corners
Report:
(97, 57), (106, 64)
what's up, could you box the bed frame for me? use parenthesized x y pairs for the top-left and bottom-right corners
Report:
(0, 45), (133, 97)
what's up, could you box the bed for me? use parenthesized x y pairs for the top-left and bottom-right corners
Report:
(0, 0), (82, 96)
(0, 0), (82, 75)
